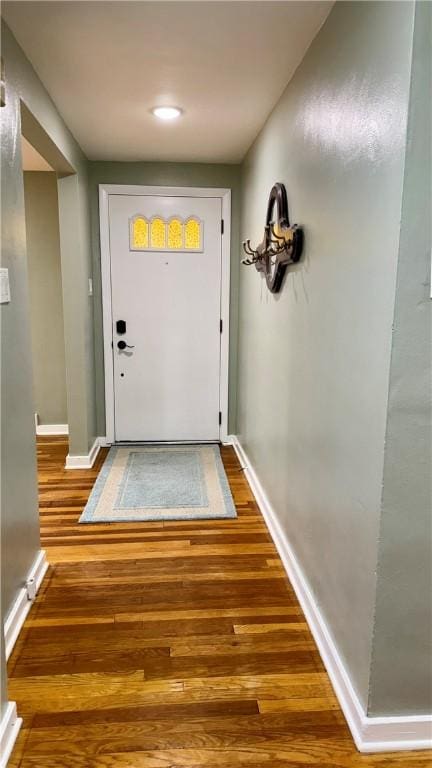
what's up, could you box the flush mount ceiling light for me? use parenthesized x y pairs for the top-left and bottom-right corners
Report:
(151, 106), (182, 121)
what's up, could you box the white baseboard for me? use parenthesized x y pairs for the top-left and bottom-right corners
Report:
(4, 549), (48, 660)
(221, 435), (235, 446)
(0, 702), (22, 768)
(36, 423), (69, 436)
(65, 436), (101, 469)
(230, 435), (432, 754)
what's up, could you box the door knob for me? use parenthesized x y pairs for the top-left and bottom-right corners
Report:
(117, 340), (134, 350)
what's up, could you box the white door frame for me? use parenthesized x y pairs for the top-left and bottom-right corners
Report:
(99, 184), (231, 444)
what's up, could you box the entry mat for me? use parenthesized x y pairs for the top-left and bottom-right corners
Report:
(79, 443), (237, 523)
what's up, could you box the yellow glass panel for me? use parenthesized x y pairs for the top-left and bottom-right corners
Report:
(150, 217), (166, 249)
(168, 218), (183, 250)
(185, 218), (201, 250)
(132, 217), (148, 249)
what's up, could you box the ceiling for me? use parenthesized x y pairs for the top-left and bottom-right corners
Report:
(3, 1), (333, 163)
(21, 136), (54, 170)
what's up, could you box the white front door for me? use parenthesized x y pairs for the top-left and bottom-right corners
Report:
(108, 193), (223, 442)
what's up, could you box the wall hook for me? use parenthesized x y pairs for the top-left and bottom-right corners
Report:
(240, 183), (303, 293)
(241, 239), (262, 265)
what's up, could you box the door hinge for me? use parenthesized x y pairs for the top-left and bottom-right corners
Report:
(221, 219), (224, 235)
(219, 411), (222, 425)
(220, 318), (223, 333)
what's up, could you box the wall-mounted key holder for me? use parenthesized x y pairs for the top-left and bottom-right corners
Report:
(241, 182), (303, 294)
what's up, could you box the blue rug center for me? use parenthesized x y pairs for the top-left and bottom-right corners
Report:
(115, 450), (208, 509)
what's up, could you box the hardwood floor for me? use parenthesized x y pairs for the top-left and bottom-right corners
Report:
(7, 437), (429, 767)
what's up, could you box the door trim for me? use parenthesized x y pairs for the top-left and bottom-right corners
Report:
(99, 184), (231, 444)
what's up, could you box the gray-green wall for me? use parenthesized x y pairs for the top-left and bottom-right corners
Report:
(1, 22), (97, 464)
(368, 0), (432, 715)
(237, 0), (423, 714)
(88, 162), (241, 435)
(1, 22), (41, 634)
(1, 17), (96, 650)
(24, 171), (67, 425)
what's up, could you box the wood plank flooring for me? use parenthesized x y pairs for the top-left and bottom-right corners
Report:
(7, 437), (429, 766)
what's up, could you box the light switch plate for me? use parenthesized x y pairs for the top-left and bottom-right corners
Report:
(88, 277), (93, 296)
(0, 268), (10, 303)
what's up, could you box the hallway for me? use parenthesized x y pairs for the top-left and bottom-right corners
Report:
(6, 438), (429, 767)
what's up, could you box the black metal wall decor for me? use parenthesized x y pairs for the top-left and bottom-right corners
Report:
(241, 182), (303, 293)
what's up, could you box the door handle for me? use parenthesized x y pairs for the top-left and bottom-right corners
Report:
(117, 340), (135, 350)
